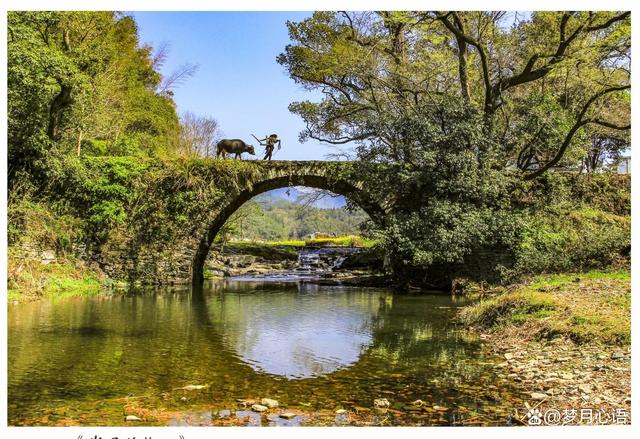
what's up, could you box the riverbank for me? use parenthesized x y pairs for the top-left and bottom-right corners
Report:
(7, 251), (107, 303)
(459, 270), (631, 423)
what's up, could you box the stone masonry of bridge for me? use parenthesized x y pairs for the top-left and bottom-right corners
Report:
(90, 160), (389, 285)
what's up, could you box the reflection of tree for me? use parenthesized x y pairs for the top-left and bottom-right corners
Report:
(362, 294), (483, 368)
(9, 283), (491, 424)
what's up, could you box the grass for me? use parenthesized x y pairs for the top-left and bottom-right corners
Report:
(8, 253), (105, 302)
(459, 270), (630, 345)
(232, 235), (376, 248)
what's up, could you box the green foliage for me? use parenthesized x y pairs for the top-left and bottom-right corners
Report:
(8, 11), (180, 190)
(7, 197), (82, 253)
(280, 12), (630, 173)
(511, 172), (630, 215)
(347, 99), (523, 284)
(510, 207), (630, 277)
(7, 11), (632, 291)
(8, 251), (104, 302)
(280, 12), (630, 286)
(221, 198), (369, 242)
(459, 270), (631, 345)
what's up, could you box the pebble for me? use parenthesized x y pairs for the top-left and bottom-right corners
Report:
(279, 412), (297, 419)
(611, 351), (625, 360)
(251, 404), (268, 412)
(125, 415), (142, 421)
(504, 353), (514, 360)
(530, 392), (548, 401)
(335, 409), (347, 415)
(261, 398), (279, 408)
(373, 398), (390, 408)
(578, 384), (592, 394)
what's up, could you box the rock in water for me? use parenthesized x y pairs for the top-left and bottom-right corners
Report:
(125, 415), (142, 422)
(279, 412), (297, 419)
(251, 404), (268, 413)
(374, 398), (390, 408)
(260, 398), (279, 408)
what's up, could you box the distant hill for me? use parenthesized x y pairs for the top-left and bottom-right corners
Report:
(255, 186), (347, 209)
(224, 188), (367, 241)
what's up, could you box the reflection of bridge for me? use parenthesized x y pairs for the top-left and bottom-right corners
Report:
(100, 160), (388, 284)
(190, 282), (481, 382)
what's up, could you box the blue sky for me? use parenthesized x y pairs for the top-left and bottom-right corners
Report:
(131, 11), (353, 161)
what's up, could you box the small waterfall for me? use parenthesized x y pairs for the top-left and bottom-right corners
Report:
(296, 249), (322, 272)
(332, 255), (347, 269)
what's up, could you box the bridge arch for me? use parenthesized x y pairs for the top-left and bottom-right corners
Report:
(191, 170), (385, 283)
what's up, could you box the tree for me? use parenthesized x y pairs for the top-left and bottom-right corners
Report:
(178, 112), (221, 157)
(278, 11), (630, 172)
(279, 11), (630, 287)
(8, 11), (182, 187)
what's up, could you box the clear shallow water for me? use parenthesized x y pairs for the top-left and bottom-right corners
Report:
(8, 280), (524, 426)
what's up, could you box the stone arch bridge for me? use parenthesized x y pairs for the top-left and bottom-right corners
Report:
(189, 160), (388, 282)
(96, 160), (389, 285)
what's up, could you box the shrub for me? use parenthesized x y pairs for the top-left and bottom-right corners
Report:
(511, 208), (630, 277)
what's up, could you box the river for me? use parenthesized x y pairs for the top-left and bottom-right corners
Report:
(8, 278), (525, 426)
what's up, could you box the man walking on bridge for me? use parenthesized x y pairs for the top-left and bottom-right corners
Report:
(252, 133), (281, 160)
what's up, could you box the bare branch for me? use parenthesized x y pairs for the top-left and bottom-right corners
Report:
(157, 63), (199, 95)
(585, 11), (630, 32)
(152, 41), (170, 70)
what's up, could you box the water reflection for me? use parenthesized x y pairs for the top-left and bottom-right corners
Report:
(204, 281), (382, 378)
(8, 280), (518, 426)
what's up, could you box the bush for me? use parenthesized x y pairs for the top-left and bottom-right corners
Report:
(7, 197), (82, 254)
(511, 207), (630, 277)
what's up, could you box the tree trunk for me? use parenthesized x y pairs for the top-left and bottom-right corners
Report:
(455, 36), (471, 105)
(47, 83), (72, 140)
(76, 129), (83, 156)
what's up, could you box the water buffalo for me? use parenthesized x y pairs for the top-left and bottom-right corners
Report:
(216, 139), (256, 160)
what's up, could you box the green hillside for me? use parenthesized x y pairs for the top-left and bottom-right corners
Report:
(219, 198), (368, 242)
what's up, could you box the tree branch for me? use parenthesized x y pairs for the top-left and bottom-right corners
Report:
(524, 84), (630, 179)
(437, 12), (492, 112)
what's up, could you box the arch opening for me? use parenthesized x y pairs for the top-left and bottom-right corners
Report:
(191, 174), (385, 283)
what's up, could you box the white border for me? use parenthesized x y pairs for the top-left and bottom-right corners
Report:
(1, 1), (638, 438)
